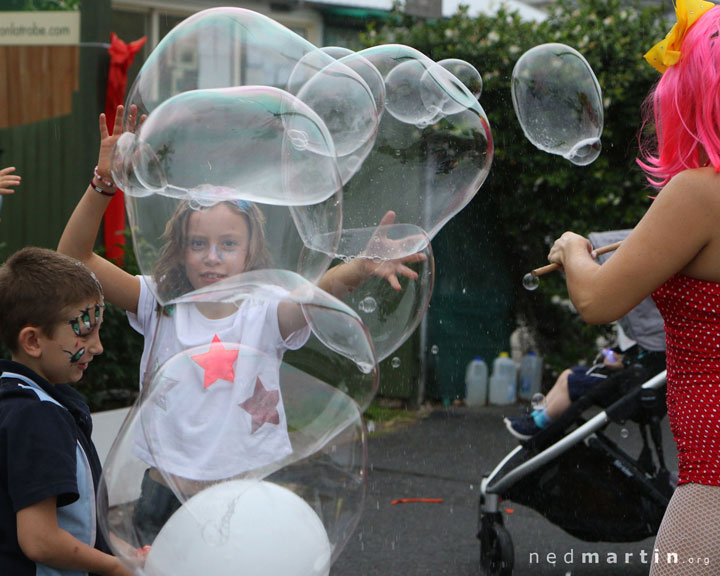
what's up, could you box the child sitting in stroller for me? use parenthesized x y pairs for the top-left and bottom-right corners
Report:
(505, 324), (666, 439)
(505, 230), (667, 440)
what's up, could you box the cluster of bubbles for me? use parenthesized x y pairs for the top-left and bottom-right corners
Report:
(102, 7), (492, 575)
(511, 43), (603, 167)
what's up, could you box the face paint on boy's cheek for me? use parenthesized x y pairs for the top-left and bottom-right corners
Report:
(64, 345), (86, 364)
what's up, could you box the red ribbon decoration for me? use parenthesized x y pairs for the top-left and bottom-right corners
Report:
(103, 33), (146, 266)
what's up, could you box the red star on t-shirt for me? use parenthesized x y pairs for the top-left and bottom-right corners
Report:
(239, 377), (280, 434)
(190, 334), (238, 389)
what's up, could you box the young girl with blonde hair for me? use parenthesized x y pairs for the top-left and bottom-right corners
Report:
(59, 106), (423, 544)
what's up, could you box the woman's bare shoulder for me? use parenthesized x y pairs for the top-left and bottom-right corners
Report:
(663, 166), (720, 197)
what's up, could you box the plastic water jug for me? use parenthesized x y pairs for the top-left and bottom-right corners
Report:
(489, 352), (517, 405)
(518, 350), (543, 401)
(465, 357), (488, 406)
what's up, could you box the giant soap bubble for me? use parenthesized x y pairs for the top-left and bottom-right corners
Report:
(124, 7), (379, 187)
(113, 87), (342, 206)
(298, 47), (387, 182)
(99, 274), (375, 574)
(336, 44), (493, 240)
(122, 24), (493, 246)
(285, 50), (378, 160)
(511, 43), (603, 166)
(103, 9), (496, 574)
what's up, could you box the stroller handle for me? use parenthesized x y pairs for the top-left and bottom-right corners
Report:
(641, 369), (667, 390)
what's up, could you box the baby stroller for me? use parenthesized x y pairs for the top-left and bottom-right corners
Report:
(477, 231), (675, 576)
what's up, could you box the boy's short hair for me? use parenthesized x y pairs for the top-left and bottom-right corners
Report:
(0, 247), (103, 352)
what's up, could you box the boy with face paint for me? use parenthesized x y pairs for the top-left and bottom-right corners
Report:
(0, 247), (132, 576)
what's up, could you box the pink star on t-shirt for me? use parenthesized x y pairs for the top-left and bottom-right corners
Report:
(190, 334), (238, 389)
(239, 378), (280, 434)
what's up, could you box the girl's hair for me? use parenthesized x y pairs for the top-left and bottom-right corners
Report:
(638, 5), (720, 188)
(153, 200), (272, 301)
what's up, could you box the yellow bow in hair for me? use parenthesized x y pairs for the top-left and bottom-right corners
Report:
(644, 0), (715, 73)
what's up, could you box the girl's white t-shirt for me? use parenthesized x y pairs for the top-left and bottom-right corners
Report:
(127, 276), (310, 481)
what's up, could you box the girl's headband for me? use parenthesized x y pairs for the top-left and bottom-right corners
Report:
(644, 0), (715, 74)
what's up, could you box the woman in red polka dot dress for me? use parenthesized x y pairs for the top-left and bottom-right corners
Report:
(547, 2), (720, 574)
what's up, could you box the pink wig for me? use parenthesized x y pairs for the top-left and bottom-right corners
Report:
(638, 5), (720, 187)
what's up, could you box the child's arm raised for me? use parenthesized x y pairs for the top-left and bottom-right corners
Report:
(278, 211), (427, 339)
(58, 105), (141, 315)
(0, 166), (21, 195)
(17, 497), (133, 576)
(318, 211), (427, 297)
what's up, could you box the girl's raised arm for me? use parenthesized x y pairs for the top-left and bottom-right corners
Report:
(277, 211), (427, 339)
(58, 105), (141, 314)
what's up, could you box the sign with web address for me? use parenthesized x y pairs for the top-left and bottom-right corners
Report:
(0, 12), (81, 46)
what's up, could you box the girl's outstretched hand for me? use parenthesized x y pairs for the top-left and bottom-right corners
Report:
(363, 210), (428, 291)
(0, 166), (21, 195)
(96, 104), (143, 183)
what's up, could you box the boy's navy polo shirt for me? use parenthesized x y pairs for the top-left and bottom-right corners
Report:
(0, 359), (107, 576)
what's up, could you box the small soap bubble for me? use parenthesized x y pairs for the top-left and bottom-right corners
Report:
(438, 58), (483, 99)
(391, 357), (401, 369)
(620, 428), (629, 439)
(531, 393), (546, 410)
(359, 296), (377, 314)
(512, 43), (603, 166)
(430, 345), (439, 355)
(522, 273), (540, 291)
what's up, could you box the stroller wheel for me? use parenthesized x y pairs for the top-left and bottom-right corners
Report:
(479, 515), (514, 576)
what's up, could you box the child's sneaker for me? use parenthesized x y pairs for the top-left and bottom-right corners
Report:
(503, 415), (543, 440)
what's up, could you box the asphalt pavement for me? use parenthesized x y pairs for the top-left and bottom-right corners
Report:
(332, 403), (678, 576)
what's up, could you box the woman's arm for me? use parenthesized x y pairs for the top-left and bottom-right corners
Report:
(58, 106), (140, 314)
(17, 497), (133, 576)
(549, 169), (720, 324)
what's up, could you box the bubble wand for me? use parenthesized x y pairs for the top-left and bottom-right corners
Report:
(522, 240), (622, 291)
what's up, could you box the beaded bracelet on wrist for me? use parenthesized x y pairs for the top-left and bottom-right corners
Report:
(93, 165), (114, 188)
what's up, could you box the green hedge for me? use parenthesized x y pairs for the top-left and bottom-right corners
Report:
(363, 0), (668, 371)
